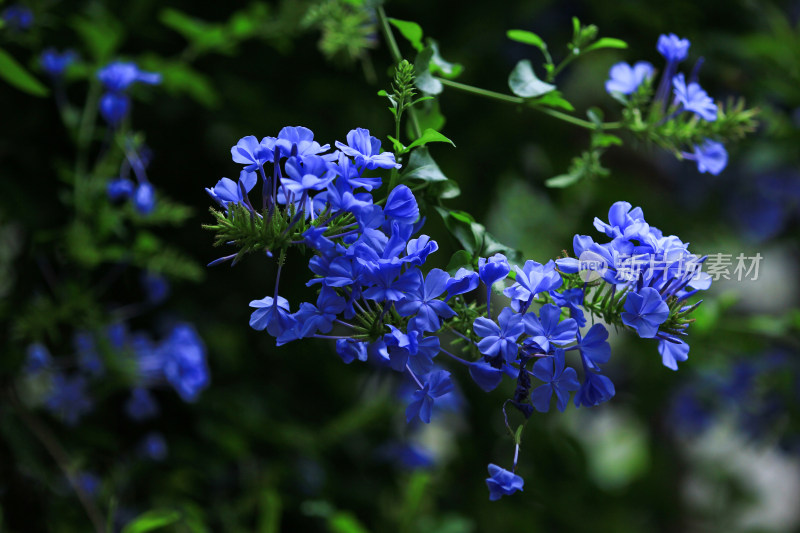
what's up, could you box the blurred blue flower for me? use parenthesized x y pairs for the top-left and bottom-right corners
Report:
(485, 464), (524, 501)
(531, 350), (580, 412)
(406, 370), (453, 423)
(605, 61), (654, 95)
(140, 432), (168, 461)
(161, 324), (209, 402)
(682, 139), (727, 175)
(672, 73), (717, 121)
(45, 374), (93, 426)
(40, 49), (77, 78)
(25, 343), (51, 374)
(1, 5), (33, 30)
(125, 387), (159, 421)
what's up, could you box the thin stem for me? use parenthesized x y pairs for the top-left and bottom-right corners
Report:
(437, 78), (622, 130)
(7, 387), (105, 533)
(439, 348), (471, 366)
(406, 365), (424, 389)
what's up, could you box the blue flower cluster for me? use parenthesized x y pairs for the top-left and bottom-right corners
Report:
(23, 319), (209, 431)
(1, 4), (33, 31)
(209, 126), (711, 501)
(97, 61), (161, 127)
(605, 33), (728, 175)
(107, 141), (157, 214)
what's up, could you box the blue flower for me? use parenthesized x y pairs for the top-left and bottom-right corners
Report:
(657, 33), (690, 63)
(161, 324), (209, 402)
(133, 182), (156, 214)
(468, 360), (505, 392)
(485, 464), (524, 501)
(383, 185), (419, 224)
(99, 92), (130, 126)
(682, 139), (727, 175)
(140, 432), (168, 461)
(396, 268), (456, 332)
(573, 372), (615, 408)
(25, 343), (51, 374)
(445, 267), (479, 298)
(74, 332), (103, 377)
(404, 235), (438, 267)
(274, 126), (332, 161)
(108, 178), (135, 200)
(672, 73), (717, 121)
(292, 287), (347, 338)
(504, 260), (562, 307)
(40, 49), (77, 78)
(75, 472), (101, 496)
(125, 387), (159, 421)
(473, 307), (524, 363)
(385, 326), (440, 374)
(605, 61), (654, 95)
(230, 135), (274, 171)
(658, 338), (689, 370)
(362, 265), (421, 303)
(282, 155), (336, 199)
(45, 374), (93, 426)
(141, 271), (169, 304)
(206, 170), (257, 208)
(522, 304), (578, 353)
(249, 295), (296, 337)
(332, 152), (383, 191)
(577, 323), (611, 370)
(1, 5), (33, 30)
(478, 253), (510, 287)
(549, 288), (586, 327)
(621, 287), (669, 338)
(406, 370), (453, 423)
(531, 350), (580, 412)
(97, 61), (161, 92)
(335, 127), (401, 170)
(336, 339), (368, 364)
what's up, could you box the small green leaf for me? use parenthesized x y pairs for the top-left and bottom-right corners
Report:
(583, 37), (627, 53)
(591, 133), (622, 148)
(587, 107), (604, 125)
(388, 18), (424, 52)
(121, 509), (181, 533)
(71, 14), (123, 61)
(427, 39), (463, 78)
(407, 128), (455, 150)
(0, 48), (48, 97)
(446, 250), (474, 273)
(514, 425), (524, 445)
(532, 90), (574, 111)
(414, 46), (442, 95)
(401, 147), (447, 183)
(506, 29), (546, 51)
(328, 512), (369, 533)
(508, 59), (555, 98)
(545, 173), (583, 188)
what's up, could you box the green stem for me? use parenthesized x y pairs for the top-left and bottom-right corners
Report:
(437, 78), (622, 131)
(376, 6), (422, 140)
(438, 78), (523, 104)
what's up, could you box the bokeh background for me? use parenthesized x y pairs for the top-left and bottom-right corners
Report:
(1, 0), (799, 531)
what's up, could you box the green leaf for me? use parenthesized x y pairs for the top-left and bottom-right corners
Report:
(414, 46), (442, 95)
(446, 250), (474, 273)
(388, 18), (424, 52)
(545, 173), (583, 188)
(508, 59), (555, 98)
(583, 37), (627, 53)
(139, 55), (219, 107)
(407, 128), (455, 150)
(328, 512), (369, 533)
(506, 29), (546, 51)
(71, 14), (124, 61)
(159, 8), (229, 53)
(401, 148), (447, 183)
(532, 90), (574, 111)
(591, 133), (622, 148)
(427, 39), (463, 78)
(434, 207), (521, 262)
(0, 48), (48, 97)
(410, 98), (445, 134)
(121, 509), (181, 533)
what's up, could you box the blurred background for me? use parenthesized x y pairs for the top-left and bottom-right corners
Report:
(1, 0), (799, 531)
